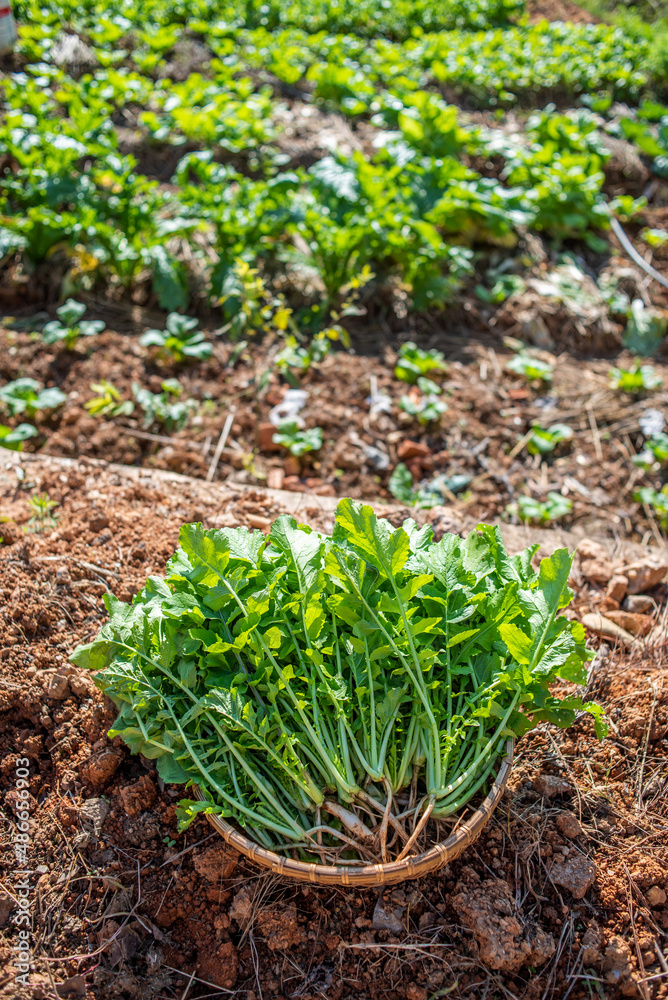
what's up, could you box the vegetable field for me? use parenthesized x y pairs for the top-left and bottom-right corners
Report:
(1, 0), (668, 997)
(0, 0), (668, 538)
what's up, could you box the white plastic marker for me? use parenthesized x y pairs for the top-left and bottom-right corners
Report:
(0, 2), (17, 53)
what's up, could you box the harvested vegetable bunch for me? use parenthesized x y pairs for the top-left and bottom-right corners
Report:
(71, 499), (605, 865)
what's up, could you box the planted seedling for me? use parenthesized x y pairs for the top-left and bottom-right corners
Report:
(0, 424), (38, 451)
(475, 273), (525, 304)
(526, 423), (573, 455)
(395, 342), (447, 384)
(389, 463), (471, 508)
(507, 492), (573, 523)
(0, 379), (67, 418)
(272, 421), (323, 456)
(72, 499), (605, 866)
(633, 433), (668, 470)
(85, 381), (135, 418)
(506, 351), (553, 384)
(609, 363), (662, 394)
(40, 300), (105, 350)
(140, 313), (213, 363)
(133, 379), (196, 432)
(641, 228), (668, 248)
(26, 493), (59, 531)
(635, 485), (668, 527)
(399, 393), (448, 425)
(623, 300), (668, 356)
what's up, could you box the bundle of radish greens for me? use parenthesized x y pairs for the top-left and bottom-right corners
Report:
(71, 499), (605, 865)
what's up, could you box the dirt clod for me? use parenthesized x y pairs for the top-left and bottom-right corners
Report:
(79, 797), (109, 836)
(556, 811), (582, 839)
(372, 898), (405, 934)
(118, 775), (157, 817)
(197, 940), (238, 989)
(452, 878), (555, 972)
(79, 748), (123, 790)
(192, 843), (239, 882)
(88, 512), (110, 532)
(549, 852), (597, 899)
(533, 774), (571, 798)
(256, 902), (306, 951)
(578, 540), (613, 584)
(646, 885), (667, 906)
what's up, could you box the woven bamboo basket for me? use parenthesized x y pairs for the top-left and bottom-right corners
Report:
(193, 739), (514, 886)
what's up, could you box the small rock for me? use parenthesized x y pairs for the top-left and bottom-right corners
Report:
(623, 594), (655, 614)
(312, 483), (336, 496)
(623, 556), (668, 595)
(266, 467), (284, 490)
(556, 811), (582, 839)
(282, 475), (302, 491)
(119, 775), (156, 817)
(533, 774), (571, 799)
(646, 885), (667, 907)
(605, 610), (653, 636)
(602, 935), (634, 987)
(372, 898), (405, 935)
(581, 613), (636, 648)
(79, 797), (109, 836)
(258, 422), (281, 453)
(578, 540), (613, 584)
(606, 575), (628, 602)
(193, 843), (239, 882)
(550, 853), (597, 899)
(397, 440), (431, 462)
(42, 672), (70, 700)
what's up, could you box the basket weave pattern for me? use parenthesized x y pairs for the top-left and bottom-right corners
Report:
(194, 739), (514, 886)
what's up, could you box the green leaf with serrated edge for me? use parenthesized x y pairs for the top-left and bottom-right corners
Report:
(334, 498), (410, 578)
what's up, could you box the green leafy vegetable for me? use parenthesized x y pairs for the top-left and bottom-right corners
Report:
(133, 379), (196, 432)
(139, 313), (213, 363)
(0, 423), (38, 451)
(623, 299), (668, 356)
(395, 342), (447, 384)
(609, 363), (662, 393)
(508, 493), (573, 524)
(0, 378), (67, 417)
(71, 500), (605, 864)
(526, 423), (574, 456)
(272, 421), (324, 456)
(84, 381), (135, 418)
(506, 352), (554, 383)
(39, 299), (105, 351)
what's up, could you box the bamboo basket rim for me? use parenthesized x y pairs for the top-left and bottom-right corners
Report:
(192, 739), (514, 886)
